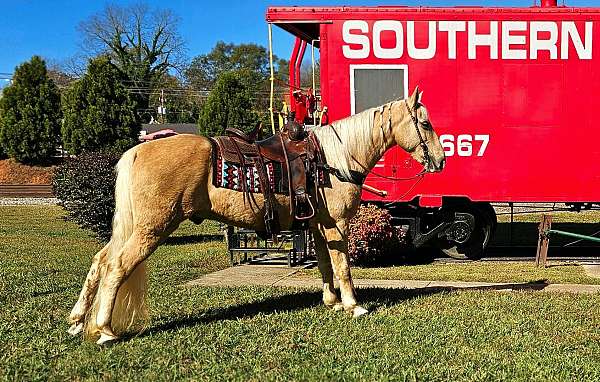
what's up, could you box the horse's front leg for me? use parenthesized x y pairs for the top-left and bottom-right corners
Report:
(311, 227), (342, 310)
(321, 221), (368, 317)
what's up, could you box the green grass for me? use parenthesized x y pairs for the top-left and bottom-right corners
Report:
(496, 210), (600, 224)
(303, 262), (600, 285)
(1, 205), (600, 381)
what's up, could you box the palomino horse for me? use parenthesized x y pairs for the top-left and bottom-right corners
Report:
(67, 87), (446, 344)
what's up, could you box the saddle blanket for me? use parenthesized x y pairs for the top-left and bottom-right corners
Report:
(213, 155), (285, 194)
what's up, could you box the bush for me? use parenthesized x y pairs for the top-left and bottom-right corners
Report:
(61, 56), (140, 155)
(198, 71), (260, 136)
(53, 152), (120, 241)
(348, 204), (407, 266)
(0, 56), (61, 164)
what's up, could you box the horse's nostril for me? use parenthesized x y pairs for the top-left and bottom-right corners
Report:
(439, 158), (446, 170)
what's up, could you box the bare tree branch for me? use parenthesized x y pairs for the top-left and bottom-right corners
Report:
(78, 3), (186, 108)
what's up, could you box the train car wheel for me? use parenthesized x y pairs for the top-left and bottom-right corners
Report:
(438, 203), (495, 260)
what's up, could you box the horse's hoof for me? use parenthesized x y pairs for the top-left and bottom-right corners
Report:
(352, 306), (369, 318)
(97, 332), (119, 346)
(332, 303), (344, 312)
(67, 322), (84, 336)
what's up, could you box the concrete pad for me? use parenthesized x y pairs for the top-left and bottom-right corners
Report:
(544, 284), (600, 294)
(185, 264), (295, 287)
(582, 265), (600, 278)
(185, 265), (600, 294)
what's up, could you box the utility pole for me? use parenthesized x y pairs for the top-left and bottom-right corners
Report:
(158, 89), (166, 124)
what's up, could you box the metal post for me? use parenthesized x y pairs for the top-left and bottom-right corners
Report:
(509, 202), (514, 246)
(243, 233), (248, 263)
(535, 214), (552, 267)
(547, 229), (600, 243)
(225, 226), (235, 265)
(268, 23), (276, 134)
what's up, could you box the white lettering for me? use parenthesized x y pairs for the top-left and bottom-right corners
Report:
(373, 20), (404, 59)
(340, 20), (593, 61)
(440, 134), (490, 157)
(502, 21), (527, 59)
(438, 21), (466, 59)
(530, 22), (558, 59)
(342, 20), (370, 59)
(407, 21), (437, 59)
(468, 21), (498, 59)
(561, 21), (592, 59)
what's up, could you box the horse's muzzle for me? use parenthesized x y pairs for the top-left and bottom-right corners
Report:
(429, 158), (446, 173)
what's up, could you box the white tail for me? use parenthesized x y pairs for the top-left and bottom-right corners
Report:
(85, 147), (148, 339)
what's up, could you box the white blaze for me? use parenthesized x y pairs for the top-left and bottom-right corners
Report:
(373, 20), (404, 59)
(407, 21), (437, 59)
(468, 21), (499, 59)
(502, 21), (527, 59)
(530, 22), (559, 59)
(342, 20), (370, 59)
(561, 21), (593, 59)
(438, 21), (466, 59)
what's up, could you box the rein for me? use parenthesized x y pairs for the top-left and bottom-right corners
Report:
(326, 99), (429, 185)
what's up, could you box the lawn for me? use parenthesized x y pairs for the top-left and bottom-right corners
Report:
(307, 261), (600, 285)
(1, 205), (600, 381)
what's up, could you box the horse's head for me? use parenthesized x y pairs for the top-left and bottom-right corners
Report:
(391, 86), (446, 173)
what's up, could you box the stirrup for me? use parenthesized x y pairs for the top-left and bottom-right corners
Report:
(294, 192), (315, 221)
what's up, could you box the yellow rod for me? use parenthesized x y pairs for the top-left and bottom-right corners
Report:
(268, 23), (276, 134)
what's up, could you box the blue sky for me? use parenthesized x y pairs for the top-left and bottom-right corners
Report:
(0, 0), (597, 76)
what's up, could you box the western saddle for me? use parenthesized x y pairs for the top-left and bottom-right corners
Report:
(211, 122), (326, 238)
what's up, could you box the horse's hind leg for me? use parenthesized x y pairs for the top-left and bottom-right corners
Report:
(67, 242), (110, 335)
(321, 221), (368, 318)
(94, 230), (161, 344)
(311, 227), (342, 310)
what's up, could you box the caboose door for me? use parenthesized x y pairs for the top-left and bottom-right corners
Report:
(350, 64), (409, 182)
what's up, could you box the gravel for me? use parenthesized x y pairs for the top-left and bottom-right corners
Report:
(0, 197), (59, 206)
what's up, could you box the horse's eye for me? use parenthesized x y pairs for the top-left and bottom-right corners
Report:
(421, 120), (432, 130)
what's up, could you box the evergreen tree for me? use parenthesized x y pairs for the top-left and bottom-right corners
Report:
(0, 56), (61, 164)
(197, 71), (259, 136)
(62, 56), (140, 154)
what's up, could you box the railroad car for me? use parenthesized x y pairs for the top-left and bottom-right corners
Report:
(266, 0), (600, 259)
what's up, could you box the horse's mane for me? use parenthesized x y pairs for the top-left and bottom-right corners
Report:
(312, 106), (380, 181)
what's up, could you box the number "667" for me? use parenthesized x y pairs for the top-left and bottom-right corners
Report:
(439, 134), (489, 157)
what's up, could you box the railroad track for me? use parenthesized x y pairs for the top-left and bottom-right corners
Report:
(0, 184), (54, 198)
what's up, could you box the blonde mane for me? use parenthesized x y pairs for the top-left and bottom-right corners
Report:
(312, 105), (384, 181)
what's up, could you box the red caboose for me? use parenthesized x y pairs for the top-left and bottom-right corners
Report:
(266, 1), (600, 258)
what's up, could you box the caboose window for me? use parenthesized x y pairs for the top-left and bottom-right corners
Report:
(350, 64), (408, 114)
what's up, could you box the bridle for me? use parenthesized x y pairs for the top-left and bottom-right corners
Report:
(404, 99), (432, 172)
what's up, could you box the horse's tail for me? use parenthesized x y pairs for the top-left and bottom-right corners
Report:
(85, 147), (148, 339)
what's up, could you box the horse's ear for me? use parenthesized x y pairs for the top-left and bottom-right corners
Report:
(409, 86), (421, 108)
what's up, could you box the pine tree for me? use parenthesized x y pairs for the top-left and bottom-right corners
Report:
(197, 71), (259, 136)
(0, 56), (61, 164)
(61, 56), (140, 154)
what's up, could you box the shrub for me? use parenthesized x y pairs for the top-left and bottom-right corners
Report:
(61, 56), (140, 155)
(0, 56), (61, 164)
(197, 71), (260, 136)
(53, 152), (120, 241)
(348, 204), (407, 266)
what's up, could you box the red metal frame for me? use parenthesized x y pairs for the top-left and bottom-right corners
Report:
(268, 4), (600, 206)
(295, 40), (307, 89)
(288, 37), (302, 113)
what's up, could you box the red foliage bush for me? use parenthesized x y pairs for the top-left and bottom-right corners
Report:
(348, 204), (407, 266)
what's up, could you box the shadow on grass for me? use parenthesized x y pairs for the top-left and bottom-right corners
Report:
(164, 234), (224, 246)
(140, 279), (549, 339)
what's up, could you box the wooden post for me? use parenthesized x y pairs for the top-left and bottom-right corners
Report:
(535, 214), (552, 268)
